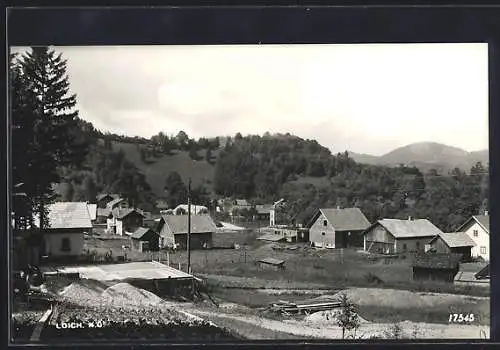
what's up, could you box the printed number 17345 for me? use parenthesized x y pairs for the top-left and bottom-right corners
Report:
(449, 313), (475, 323)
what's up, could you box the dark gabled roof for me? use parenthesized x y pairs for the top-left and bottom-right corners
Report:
(258, 257), (285, 265)
(429, 232), (476, 248)
(97, 193), (119, 201)
(316, 208), (370, 231)
(159, 214), (217, 235)
(475, 264), (490, 279)
(374, 219), (443, 239)
(106, 197), (125, 209)
(112, 208), (145, 220)
(130, 227), (157, 240)
(412, 253), (461, 270)
(456, 215), (490, 234)
(45, 202), (92, 229)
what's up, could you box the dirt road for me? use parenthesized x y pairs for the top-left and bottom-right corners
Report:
(184, 308), (489, 340)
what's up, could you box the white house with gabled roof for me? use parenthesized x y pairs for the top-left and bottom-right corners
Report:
(455, 213), (490, 261)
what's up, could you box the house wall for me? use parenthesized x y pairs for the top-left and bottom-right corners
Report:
(106, 217), (115, 232)
(413, 267), (458, 283)
(364, 224), (395, 253)
(395, 237), (434, 254)
(116, 220), (124, 236)
(430, 237), (451, 254)
(451, 247), (473, 262)
(119, 214), (143, 235)
(462, 221), (489, 261)
(174, 233), (213, 250)
(159, 222), (176, 248)
(43, 232), (84, 256)
(309, 213), (336, 248)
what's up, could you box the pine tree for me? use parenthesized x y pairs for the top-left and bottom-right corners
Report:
(12, 47), (89, 229)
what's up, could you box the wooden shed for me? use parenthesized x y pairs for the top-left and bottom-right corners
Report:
(412, 253), (461, 283)
(427, 232), (475, 262)
(258, 258), (286, 271)
(130, 227), (160, 252)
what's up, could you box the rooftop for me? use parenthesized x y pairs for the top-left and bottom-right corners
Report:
(130, 227), (157, 240)
(45, 202), (93, 229)
(319, 208), (370, 231)
(430, 232), (476, 248)
(412, 253), (462, 270)
(377, 218), (443, 238)
(160, 214), (217, 234)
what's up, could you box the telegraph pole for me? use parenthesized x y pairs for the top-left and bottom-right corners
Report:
(187, 177), (192, 274)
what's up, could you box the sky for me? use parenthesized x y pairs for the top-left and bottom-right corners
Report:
(12, 44), (489, 156)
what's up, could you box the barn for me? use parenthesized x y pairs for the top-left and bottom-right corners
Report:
(363, 218), (442, 254)
(157, 214), (216, 250)
(308, 208), (370, 248)
(412, 253), (461, 283)
(130, 227), (160, 252)
(427, 232), (475, 262)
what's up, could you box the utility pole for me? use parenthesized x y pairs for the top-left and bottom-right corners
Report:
(187, 177), (192, 274)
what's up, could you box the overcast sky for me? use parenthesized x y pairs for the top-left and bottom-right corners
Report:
(12, 44), (488, 156)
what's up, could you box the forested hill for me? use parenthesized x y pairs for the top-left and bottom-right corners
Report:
(57, 123), (489, 232)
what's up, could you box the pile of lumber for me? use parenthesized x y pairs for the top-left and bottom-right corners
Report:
(270, 300), (342, 314)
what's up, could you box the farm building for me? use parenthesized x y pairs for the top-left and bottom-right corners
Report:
(455, 213), (489, 261)
(157, 214), (216, 250)
(98, 197), (129, 223)
(173, 204), (209, 215)
(258, 258), (285, 271)
(96, 193), (120, 209)
(107, 208), (145, 236)
(130, 227), (160, 252)
(412, 253), (461, 283)
(254, 204), (273, 221)
(363, 218), (443, 254)
(427, 232), (475, 262)
(308, 208), (370, 248)
(454, 264), (490, 287)
(40, 202), (93, 258)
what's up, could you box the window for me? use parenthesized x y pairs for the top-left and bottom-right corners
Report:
(322, 232), (326, 236)
(480, 246), (487, 254)
(323, 220), (328, 227)
(61, 238), (71, 252)
(473, 230), (479, 237)
(403, 244), (407, 252)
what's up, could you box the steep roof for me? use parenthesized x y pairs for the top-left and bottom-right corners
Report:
(130, 227), (157, 240)
(456, 215), (490, 234)
(319, 208), (370, 231)
(97, 193), (119, 201)
(87, 204), (97, 221)
(46, 202), (92, 229)
(376, 219), (443, 238)
(112, 208), (145, 220)
(412, 253), (461, 270)
(160, 214), (217, 235)
(429, 232), (476, 248)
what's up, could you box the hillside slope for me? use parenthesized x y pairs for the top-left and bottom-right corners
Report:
(111, 141), (216, 196)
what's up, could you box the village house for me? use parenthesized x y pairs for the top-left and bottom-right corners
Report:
(130, 227), (160, 252)
(173, 204), (209, 215)
(308, 208), (370, 248)
(41, 202), (93, 258)
(426, 232), (475, 262)
(96, 197), (129, 223)
(157, 214), (216, 250)
(254, 204), (273, 221)
(96, 193), (120, 209)
(412, 253), (462, 283)
(87, 203), (97, 223)
(107, 208), (145, 236)
(455, 213), (489, 261)
(363, 218), (443, 254)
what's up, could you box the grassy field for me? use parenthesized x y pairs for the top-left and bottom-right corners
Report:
(111, 141), (215, 195)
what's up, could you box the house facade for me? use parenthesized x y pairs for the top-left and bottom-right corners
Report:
(130, 227), (160, 252)
(364, 218), (443, 254)
(96, 193), (119, 209)
(412, 253), (461, 283)
(455, 214), (489, 261)
(269, 199), (285, 226)
(108, 208), (144, 236)
(157, 214), (216, 250)
(42, 202), (92, 257)
(309, 208), (370, 248)
(427, 232), (475, 262)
